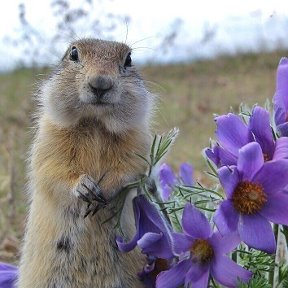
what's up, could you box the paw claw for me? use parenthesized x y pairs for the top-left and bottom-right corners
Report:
(77, 190), (90, 203)
(82, 183), (106, 204)
(75, 175), (108, 217)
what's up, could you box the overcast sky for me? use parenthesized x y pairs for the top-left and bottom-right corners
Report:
(1, 0), (288, 70)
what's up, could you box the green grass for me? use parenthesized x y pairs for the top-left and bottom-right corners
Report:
(0, 49), (287, 262)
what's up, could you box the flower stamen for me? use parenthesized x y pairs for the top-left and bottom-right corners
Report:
(263, 153), (270, 162)
(232, 181), (267, 214)
(190, 239), (214, 265)
(150, 258), (169, 279)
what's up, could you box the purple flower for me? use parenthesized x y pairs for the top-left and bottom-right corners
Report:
(159, 163), (193, 201)
(274, 57), (288, 136)
(205, 145), (237, 167)
(214, 142), (288, 253)
(138, 256), (170, 288)
(156, 204), (252, 288)
(0, 262), (18, 288)
(116, 194), (174, 259)
(205, 106), (288, 167)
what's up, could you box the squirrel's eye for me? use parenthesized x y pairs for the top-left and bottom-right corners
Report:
(70, 46), (79, 61)
(124, 52), (132, 68)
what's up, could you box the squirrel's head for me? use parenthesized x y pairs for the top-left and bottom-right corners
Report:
(40, 38), (153, 133)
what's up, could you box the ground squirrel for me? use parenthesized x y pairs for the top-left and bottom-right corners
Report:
(17, 38), (153, 288)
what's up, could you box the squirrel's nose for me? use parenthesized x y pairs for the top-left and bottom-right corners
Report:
(88, 75), (113, 98)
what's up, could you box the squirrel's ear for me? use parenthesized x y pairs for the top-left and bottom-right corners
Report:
(61, 46), (71, 62)
(61, 50), (69, 61)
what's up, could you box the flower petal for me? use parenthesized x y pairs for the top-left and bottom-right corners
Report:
(249, 106), (274, 159)
(275, 105), (286, 128)
(156, 259), (190, 288)
(274, 57), (288, 135)
(185, 264), (209, 288)
(172, 232), (193, 255)
(159, 163), (176, 201)
(182, 204), (211, 239)
(260, 192), (288, 225)
(274, 57), (288, 133)
(136, 195), (173, 235)
(215, 113), (252, 156)
(217, 147), (238, 166)
(205, 145), (238, 168)
(0, 263), (18, 288)
(185, 269), (210, 288)
(117, 195), (174, 258)
(277, 122), (288, 137)
(205, 147), (220, 166)
(0, 263), (17, 272)
(137, 232), (173, 259)
(253, 159), (288, 195)
(273, 137), (288, 160)
(116, 235), (138, 253)
(185, 262), (208, 283)
(238, 142), (264, 181)
(116, 196), (141, 252)
(274, 57), (288, 113)
(179, 163), (193, 186)
(218, 166), (239, 199)
(238, 214), (276, 253)
(211, 255), (252, 287)
(213, 200), (239, 235)
(210, 231), (240, 255)
(159, 163), (176, 186)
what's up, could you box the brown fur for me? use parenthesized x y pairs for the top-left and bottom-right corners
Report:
(17, 39), (153, 288)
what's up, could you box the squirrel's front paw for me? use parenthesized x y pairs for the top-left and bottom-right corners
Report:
(74, 174), (108, 218)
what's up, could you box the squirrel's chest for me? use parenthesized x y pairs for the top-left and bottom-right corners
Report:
(70, 134), (143, 182)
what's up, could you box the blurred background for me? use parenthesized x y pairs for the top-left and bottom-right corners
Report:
(1, 0), (288, 264)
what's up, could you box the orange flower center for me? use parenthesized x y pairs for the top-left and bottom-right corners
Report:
(190, 239), (214, 264)
(150, 258), (169, 280)
(232, 181), (267, 214)
(263, 153), (270, 162)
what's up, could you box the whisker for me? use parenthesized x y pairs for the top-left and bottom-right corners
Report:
(124, 19), (129, 44)
(132, 46), (155, 52)
(130, 36), (156, 47)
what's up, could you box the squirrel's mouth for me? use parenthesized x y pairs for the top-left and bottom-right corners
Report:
(89, 100), (111, 106)
(81, 98), (112, 107)
(79, 91), (117, 107)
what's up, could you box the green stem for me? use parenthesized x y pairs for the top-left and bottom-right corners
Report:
(232, 250), (237, 263)
(269, 224), (279, 286)
(210, 276), (218, 288)
(147, 163), (152, 177)
(150, 186), (172, 226)
(281, 225), (288, 248)
(274, 223), (279, 247)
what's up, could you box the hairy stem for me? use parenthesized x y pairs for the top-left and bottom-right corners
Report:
(269, 224), (279, 286)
